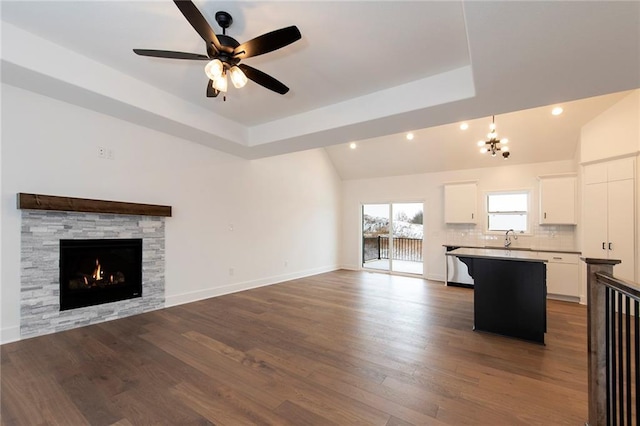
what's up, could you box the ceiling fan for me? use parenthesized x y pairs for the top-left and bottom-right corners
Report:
(133, 0), (302, 99)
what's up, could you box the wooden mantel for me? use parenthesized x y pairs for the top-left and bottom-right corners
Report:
(17, 193), (172, 217)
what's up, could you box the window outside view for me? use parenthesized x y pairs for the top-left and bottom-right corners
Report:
(487, 192), (529, 232)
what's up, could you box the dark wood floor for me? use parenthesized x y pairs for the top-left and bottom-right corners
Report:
(1, 270), (588, 425)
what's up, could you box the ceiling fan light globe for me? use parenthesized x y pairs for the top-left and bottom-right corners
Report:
(205, 59), (224, 80)
(212, 74), (228, 92)
(229, 66), (248, 88)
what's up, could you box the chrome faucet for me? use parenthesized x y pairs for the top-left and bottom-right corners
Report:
(505, 229), (518, 248)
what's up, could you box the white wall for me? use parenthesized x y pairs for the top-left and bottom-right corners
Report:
(580, 90), (640, 164)
(341, 160), (577, 281)
(1, 84), (342, 343)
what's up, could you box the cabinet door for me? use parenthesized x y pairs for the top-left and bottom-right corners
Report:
(583, 182), (609, 258)
(444, 183), (477, 224)
(584, 163), (608, 185)
(608, 179), (635, 281)
(547, 262), (580, 297)
(607, 158), (635, 182)
(540, 177), (576, 224)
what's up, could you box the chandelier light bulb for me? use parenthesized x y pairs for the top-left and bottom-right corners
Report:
(406, 133), (414, 141)
(212, 73), (228, 92)
(501, 138), (508, 144)
(489, 123), (496, 131)
(502, 146), (509, 152)
(204, 59), (223, 80)
(229, 66), (248, 88)
(480, 147), (488, 154)
(477, 140), (485, 147)
(460, 123), (469, 130)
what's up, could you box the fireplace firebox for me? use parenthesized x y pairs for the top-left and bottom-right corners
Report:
(59, 239), (142, 311)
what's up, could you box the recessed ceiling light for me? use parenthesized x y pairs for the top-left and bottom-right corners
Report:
(552, 107), (563, 116)
(460, 123), (469, 130)
(349, 142), (357, 149)
(406, 133), (414, 140)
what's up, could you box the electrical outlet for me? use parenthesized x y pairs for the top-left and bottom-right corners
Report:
(97, 146), (106, 158)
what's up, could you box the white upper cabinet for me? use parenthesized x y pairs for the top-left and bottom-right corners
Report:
(444, 182), (477, 224)
(539, 175), (577, 225)
(584, 157), (635, 184)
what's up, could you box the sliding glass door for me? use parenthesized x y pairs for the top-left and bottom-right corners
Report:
(362, 204), (390, 271)
(362, 203), (424, 275)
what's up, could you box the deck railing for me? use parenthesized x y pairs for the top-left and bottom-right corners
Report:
(585, 258), (640, 426)
(362, 236), (423, 262)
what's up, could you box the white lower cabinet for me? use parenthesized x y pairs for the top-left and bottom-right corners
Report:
(545, 253), (580, 299)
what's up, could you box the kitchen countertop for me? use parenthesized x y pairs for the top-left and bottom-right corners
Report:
(446, 247), (549, 263)
(443, 244), (581, 255)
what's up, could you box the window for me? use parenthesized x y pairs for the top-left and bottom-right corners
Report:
(487, 191), (529, 232)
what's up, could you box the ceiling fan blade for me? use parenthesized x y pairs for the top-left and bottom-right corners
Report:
(133, 49), (209, 60)
(238, 64), (289, 95)
(173, 0), (228, 54)
(233, 26), (301, 60)
(206, 81), (219, 98)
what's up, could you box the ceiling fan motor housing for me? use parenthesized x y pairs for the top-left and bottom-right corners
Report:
(215, 11), (233, 31)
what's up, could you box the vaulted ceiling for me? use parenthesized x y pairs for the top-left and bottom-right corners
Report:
(2, 1), (639, 172)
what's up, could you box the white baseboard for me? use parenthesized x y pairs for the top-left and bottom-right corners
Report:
(1, 326), (20, 345)
(165, 264), (340, 308)
(339, 264), (360, 271)
(548, 293), (581, 303)
(427, 273), (445, 282)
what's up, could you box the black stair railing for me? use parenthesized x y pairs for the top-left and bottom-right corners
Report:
(584, 258), (640, 426)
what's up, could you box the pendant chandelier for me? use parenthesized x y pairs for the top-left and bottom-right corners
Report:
(477, 116), (510, 159)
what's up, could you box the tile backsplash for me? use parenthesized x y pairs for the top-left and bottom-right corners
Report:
(445, 224), (577, 252)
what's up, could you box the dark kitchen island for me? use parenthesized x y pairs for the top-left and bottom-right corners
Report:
(446, 248), (548, 344)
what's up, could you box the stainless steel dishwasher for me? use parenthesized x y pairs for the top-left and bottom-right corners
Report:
(445, 246), (474, 287)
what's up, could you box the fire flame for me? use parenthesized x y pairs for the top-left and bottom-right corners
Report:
(92, 258), (103, 281)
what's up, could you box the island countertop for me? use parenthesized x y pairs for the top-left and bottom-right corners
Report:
(443, 244), (580, 255)
(446, 247), (548, 263)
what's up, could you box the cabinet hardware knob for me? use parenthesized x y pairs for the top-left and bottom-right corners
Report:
(553, 257), (562, 260)
(544, 212), (547, 219)
(602, 242), (606, 250)
(471, 213), (474, 219)
(609, 242), (612, 250)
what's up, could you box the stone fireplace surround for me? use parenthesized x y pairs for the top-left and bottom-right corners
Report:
(20, 209), (166, 339)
